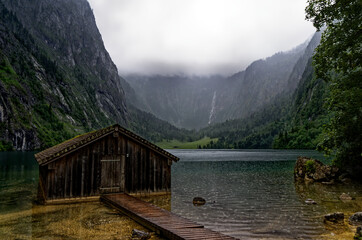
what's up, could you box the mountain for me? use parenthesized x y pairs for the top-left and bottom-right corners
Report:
(200, 32), (326, 149)
(0, 0), (129, 150)
(0, 0), (326, 151)
(0, 0), (199, 150)
(125, 74), (223, 130)
(210, 41), (309, 123)
(273, 32), (328, 149)
(125, 40), (310, 130)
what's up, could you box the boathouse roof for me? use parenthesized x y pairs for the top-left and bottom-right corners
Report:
(35, 124), (179, 165)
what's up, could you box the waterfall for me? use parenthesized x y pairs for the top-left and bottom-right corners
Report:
(208, 91), (217, 124)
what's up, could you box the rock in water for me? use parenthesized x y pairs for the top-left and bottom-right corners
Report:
(131, 229), (150, 240)
(354, 226), (362, 239)
(324, 212), (345, 224)
(339, 193), (353, 201)
(305, 198), (317, 205)
(294, 157), (339, 183)
(350, 213), (362, 225)
(193, 197), (206, 206)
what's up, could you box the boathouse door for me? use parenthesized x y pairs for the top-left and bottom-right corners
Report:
(100, 155), (125, 193)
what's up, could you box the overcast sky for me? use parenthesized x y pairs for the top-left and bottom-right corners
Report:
(88, 0), (316, 76)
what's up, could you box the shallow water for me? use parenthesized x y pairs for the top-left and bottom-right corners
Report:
(170, 149), (362, 239)
(1, 150), (361, 239)
(0, 152), (164, 240)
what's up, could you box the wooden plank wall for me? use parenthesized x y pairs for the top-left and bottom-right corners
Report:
(40, 134), (172, 201)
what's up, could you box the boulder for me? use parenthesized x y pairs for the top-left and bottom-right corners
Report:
(193, 197), (206, 206)
(339, 173), (352, 184)
(339, 193), (353, 201)
(324, 212), (344, 224)
(354, 226), (362, 240)
(131, 229), (150, 240)
(350, 212), (362, 225)
(305, 198), (317, 205)
(294, 157), (339, 183)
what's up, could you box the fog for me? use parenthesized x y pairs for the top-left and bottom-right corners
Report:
(88, 0), (315, 76)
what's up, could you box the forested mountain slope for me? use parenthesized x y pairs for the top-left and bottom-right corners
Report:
(212, 41), (309, 124)
(200, 32), (326, 149)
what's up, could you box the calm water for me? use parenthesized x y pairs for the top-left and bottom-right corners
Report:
(1, 150), (362, 239)
(169, 149), (362, 239)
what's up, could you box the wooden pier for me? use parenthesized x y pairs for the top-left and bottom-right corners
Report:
(101, 193), (238, 240)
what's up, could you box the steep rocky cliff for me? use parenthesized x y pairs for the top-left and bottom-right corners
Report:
(211, 41), (309, 124)
(0, 0), (127, 150)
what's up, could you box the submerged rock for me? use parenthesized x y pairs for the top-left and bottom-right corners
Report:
(324, 212), (344, 224)
(339, 173), (353, 184)
(193, 197), (206, 206)
(339, 193), (353, 201)
(349, 212), (362, 225)
(131, 229), (150, 240)
(305, 198), (317, 205)
(294, 157), (339, 183)
(354, 226), (362, 240)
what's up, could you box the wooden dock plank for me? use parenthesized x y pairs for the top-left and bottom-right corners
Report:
(101, 193), (238, 240)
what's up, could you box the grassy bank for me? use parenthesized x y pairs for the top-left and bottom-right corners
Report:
(156, 137), (218, 149)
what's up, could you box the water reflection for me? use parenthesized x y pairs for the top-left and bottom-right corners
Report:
(0, 152), (38, 214)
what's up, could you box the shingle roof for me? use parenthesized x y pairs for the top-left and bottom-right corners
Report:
(35, 124), (179, 165)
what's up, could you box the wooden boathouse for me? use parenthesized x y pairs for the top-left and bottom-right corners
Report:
(35, 124), (179, 203)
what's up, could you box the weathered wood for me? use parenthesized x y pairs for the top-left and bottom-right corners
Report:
(37, 125), (177, 203)
(121, 154), (125, 192)
(101, 193), (238, 240)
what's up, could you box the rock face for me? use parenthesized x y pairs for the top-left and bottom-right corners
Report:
(0, 0), (128, 149)
(294, 157), (340, 183)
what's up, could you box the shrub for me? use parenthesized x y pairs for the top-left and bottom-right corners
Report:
(305, 160), (316, 174)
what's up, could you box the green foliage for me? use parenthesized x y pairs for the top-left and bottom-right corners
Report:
(305, 160), (315, 174)
(33, 103), (73, 149)
(200, 98), (288, 149)
(318, 70), (362, 168)
(0, 54), (24, 93)
(273, 119), (325, 149)
(156, 137), (217, 149)
(305, 0), (361, 80)
(0, 140), (13, 151)
(306, 0), (362, 171)
(128, 105), (198, 143)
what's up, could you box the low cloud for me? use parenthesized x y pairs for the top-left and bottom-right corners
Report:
(88, 0), (315, 76)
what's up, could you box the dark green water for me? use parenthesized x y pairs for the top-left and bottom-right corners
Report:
(170, 149), (362, 239)
(0, 152), (38, 215)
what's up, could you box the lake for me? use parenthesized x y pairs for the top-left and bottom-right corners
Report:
(170, 149), (362, 239)
(1, 149), (361, 239)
